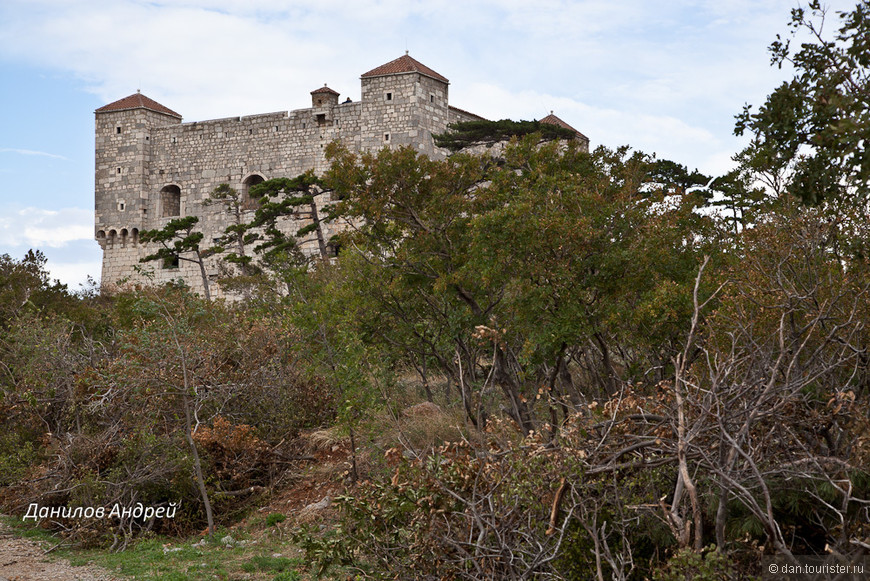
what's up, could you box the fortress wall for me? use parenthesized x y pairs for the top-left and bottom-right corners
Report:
(99, 194), (341, 300)
(96, 58), (488, 296)
(100, 103), (360, 292)
(145, 103), (364, 235)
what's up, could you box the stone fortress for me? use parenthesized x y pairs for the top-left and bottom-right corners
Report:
(95, 53), (588, 296)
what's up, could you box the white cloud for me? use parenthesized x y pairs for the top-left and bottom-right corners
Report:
(0, 148), (68, 160)
(0, 206), (100, 288)
(2, 0), (855, 148)
(457, 82), (733, 175)
(0, 0), (814, 126)
(0, 206), (93, 249)
(46, 259), (103, 291)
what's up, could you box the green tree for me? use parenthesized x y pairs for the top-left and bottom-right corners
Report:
(434, 119), (578, 152)
(248, 172), (335, 262)
(204, 183), (257, 276)
(139, 216), (213, 301)
(735, 0), (870, 206)
(0, 250), (73, 326)
(325, 141), (522, 431)
(324, 138), (720, 436)
(465, 141), (719, 404)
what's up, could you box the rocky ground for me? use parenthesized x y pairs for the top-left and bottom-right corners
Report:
(0, 520), (119, 581)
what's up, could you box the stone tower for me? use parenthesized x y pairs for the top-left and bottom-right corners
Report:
(359, 52), (451, 156)
(94, 91), (182, 279)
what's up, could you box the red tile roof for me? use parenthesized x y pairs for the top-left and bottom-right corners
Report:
(361, 53), (448, 84)
(311, 85), (340, 95)
(95, 91), (182, 118)
(540, 112), (588, 141)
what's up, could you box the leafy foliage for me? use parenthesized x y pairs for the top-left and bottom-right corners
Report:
(204, 183), (258, 276)
(433, 119), (578, 152)
(139, 216), (213, 300)
(7, 11), (870, 571)
(0, 283), (335, 544)
(736, 0), (870, 205)
(248, 172), (336, 262)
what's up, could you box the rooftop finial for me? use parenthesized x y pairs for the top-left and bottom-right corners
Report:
(405, 49), (409, 55)
(550, 110), (553, 115)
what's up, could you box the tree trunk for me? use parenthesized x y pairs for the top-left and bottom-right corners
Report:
(593, 332), (617, 396)
(195, 251), (211, 301)
(169, 313), (214, 535)
(494, 346), (534, 435)
(184, 393), (215, 535)
(309, 198), (329, 260)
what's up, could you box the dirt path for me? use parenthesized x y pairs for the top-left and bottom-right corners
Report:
(0, 520), (120, 581)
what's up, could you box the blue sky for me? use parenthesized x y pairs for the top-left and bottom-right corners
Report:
(0, 0), (857, 289)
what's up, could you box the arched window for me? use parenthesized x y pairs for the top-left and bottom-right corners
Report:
(242, 174), (265, 210)
(161, 185), (181, 217)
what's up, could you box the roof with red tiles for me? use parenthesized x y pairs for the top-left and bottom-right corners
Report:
(540, 112), (589, 141)
(311, 85), (340, 95)
(95, 91), (182, 118)
(361, 53), (449, 84)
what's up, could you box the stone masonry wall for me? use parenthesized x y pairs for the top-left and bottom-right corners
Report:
(96, 68), (454, 298)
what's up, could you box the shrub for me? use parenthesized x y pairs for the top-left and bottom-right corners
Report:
(653, 546), (738, 581)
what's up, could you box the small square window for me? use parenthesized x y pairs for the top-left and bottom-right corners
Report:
(384, 133), (390, 142)
(386, 92), (392, 101)
(430, 95), (434, 103)
(117, 167), (122, 174)
(118, 202), (125, 211)
(274, 126), (279, 132)
(116, 126), (122, 134)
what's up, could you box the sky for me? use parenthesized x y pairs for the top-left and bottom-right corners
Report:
(0, 0), (857, 290)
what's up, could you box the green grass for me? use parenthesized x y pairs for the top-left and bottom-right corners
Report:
(66, 537), (235, 579)
(0, 516), (313, 580)
(241, 554), (300, 573)
(265, 512), (287, 527)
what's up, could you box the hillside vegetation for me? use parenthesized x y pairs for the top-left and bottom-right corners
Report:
(3, 3), (870, 579)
